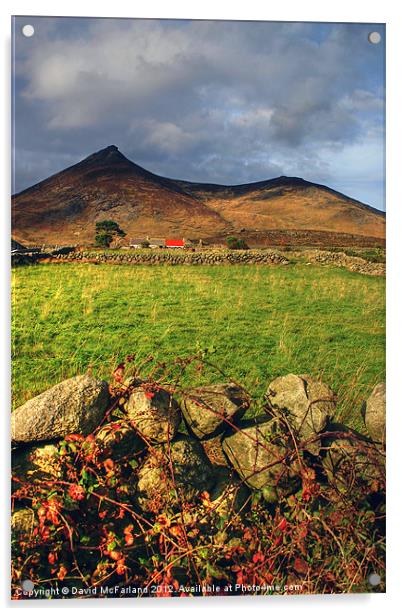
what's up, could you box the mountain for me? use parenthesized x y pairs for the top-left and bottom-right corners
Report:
(12, 145), (385, 246)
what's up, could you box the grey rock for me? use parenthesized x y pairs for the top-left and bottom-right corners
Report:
(222, 417), (300, 502)
(322, 423), (385, 494)
(11, 375), (109, 443)
(160, 434), (214, 489)
(180, 383), (248, 440)
(125, 386), (181, 443)
(201, 434), (229, 467)
(95, 420), (146, 458)
(11, 508), (36, 536)
(362, 383), (385, 447)
(136, 458), (165, 513)
(12, 443), (62, 483)
(266, 374), (336, 455)
(136, 435), (214, 512)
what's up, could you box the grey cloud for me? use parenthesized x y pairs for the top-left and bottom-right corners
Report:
(12, 17), (385, 209)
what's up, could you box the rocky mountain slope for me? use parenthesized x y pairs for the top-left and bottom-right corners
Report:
(12, 145), (385, 246)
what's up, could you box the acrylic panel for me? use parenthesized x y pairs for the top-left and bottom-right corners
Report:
(11, 16), (385, 600)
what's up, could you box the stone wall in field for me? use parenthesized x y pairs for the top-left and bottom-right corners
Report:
(12, 247), (385, 276)
(11, 246), (75, 267)
(53, 249), (290, 266)
(295, 249), (386, 276)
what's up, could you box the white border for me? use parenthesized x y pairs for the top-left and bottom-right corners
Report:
(2, 1), (401, 613)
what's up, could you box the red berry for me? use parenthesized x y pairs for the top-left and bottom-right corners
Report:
(68, 484), (86, 501)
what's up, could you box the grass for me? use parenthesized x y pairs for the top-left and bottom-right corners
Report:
(11, 263), (385, 431)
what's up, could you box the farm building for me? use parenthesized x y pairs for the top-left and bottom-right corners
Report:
(129, 238), (148, 248)
(149, 238), (165, 248)
(129, 237), (187, 248)
(165, 239), (185, 248)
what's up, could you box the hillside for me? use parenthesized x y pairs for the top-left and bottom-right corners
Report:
(12, 145), (385, 246)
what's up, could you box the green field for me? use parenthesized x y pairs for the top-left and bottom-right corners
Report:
(11, 263), (385, 431)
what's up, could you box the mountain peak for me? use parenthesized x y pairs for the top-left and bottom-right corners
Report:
(88, 144), (121, 159)
(103, 144), (119, 153)
(77, 144), (134, 169)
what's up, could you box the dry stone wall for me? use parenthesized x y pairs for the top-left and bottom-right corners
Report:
(11, 371), (385, 516)
(294, 249), (386, 276)
(54, 249), (290, 266)
(12, 247), (385, 275)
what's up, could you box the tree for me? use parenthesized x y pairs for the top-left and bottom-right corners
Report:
(226, 236), (249, 250)
(226, 236), (238, 249)
(95, 220), (126, 248)
(95, 231), (113, 248)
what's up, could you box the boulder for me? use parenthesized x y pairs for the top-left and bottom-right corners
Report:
(180, 383), (248, 440)
(136, 435), (214, 512)
(362, 383), (385, 447)
(209, 466), (250, 515)
(12, 443), (62, 484)
(222, 417), (300, 502)
(11, 375), (109, 443)
(136, 458), (165, 513)
(11, 508), (36, 536)
(266, 374), (336, 454)
(201, 434), (229, 467)
(125, 386), (181, 443)
(322, 424), (385, 494)
(95, 421), (146, 458)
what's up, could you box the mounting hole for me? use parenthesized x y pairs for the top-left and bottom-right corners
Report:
(368, 31), (381, 44)
(21, 579), (34, 592)
(22, 24), (35, 38)
(368, 572), (381, 586)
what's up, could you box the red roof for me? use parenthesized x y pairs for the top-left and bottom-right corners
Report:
(165, 239), (185, 247)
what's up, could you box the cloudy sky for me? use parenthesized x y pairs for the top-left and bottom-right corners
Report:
(12, 17), (385, 210)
